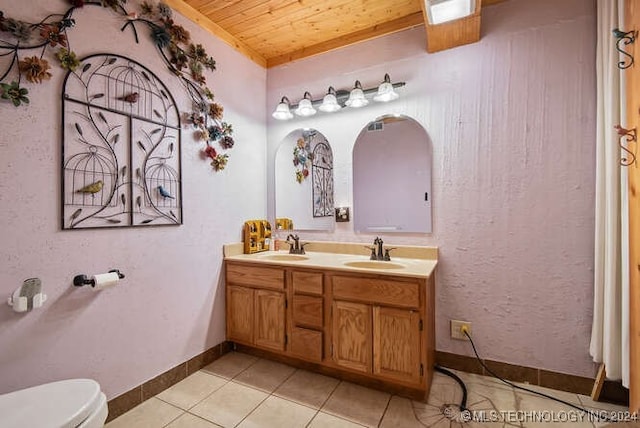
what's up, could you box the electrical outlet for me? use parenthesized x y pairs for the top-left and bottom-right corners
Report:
(450, 320), (471, 340)
(335, 207), (350, 222)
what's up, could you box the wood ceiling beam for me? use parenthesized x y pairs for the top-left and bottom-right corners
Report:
(267, 11), (424, 68)
(163, 0), (267, 67)
(421, 0), (482, 53)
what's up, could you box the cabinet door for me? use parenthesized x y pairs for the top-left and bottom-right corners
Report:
(332, 301), (371, 373)
(227, 286), (254, 344)
(254, 289), (286, 351)
(373, 306), (421, 384)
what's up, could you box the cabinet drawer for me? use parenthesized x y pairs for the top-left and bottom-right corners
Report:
(292, 295), (323, 328)
(226, 263), (284, 290)
(332, 276), (419, 309)
(290, 327), (322, 362)
(292, 271), (323, 295)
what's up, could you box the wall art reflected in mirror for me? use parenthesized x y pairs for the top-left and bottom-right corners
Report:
(353, 115), (432, 233)
(275, 128), (335, 231)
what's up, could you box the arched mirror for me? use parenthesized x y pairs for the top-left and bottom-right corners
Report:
(353, 115), (432, 233)
(275, 129), (335, 231)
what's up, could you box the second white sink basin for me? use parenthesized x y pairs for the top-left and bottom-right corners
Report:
(343, 260), (406, 270)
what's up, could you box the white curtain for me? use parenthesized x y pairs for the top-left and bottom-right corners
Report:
(590, 0), (629, 387)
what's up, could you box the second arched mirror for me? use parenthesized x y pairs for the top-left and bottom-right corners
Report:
(353, 115), (432, 233)
(275, 129), (335, 231)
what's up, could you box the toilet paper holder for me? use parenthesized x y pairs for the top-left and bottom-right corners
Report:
(73, 269), (125, 287)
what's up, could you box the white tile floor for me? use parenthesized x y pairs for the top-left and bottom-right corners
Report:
(106, 352), (631, 428)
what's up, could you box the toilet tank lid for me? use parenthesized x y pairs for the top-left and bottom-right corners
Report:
(0, 378), (103, 428)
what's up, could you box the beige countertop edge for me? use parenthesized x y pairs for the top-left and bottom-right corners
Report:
(223, 242), (438, 279)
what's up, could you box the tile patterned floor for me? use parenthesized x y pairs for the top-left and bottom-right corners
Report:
(106, 352), (631, 428)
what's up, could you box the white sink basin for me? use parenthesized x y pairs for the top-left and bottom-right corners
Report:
(260, 254), (309, 261)
(343, 260), (406, 270)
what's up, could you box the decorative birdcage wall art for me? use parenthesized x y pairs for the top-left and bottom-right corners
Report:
(310, 134), (334, 218)
(62, 53), (182, 229)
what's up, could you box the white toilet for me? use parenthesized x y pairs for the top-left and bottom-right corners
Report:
(0, 378), (108, 428)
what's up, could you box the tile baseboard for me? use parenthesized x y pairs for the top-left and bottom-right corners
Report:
(436, 351), (629, 406)
(105, 344), (629, 423)
(105, 341), (232, 423)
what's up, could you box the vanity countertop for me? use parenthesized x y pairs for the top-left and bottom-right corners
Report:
(223, 241), (437, 279)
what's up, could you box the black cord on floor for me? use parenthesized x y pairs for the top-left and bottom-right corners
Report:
(462, 330), (611, 423)
(434, 364), (468, 411)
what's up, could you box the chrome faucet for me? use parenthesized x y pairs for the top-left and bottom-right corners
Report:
(374, 237), (384, 260)
(286, 234), (307, 254)
(370, 237), (394, 261)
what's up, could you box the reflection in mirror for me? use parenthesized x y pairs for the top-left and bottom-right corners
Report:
(353, 115), (432, 233)
(275, 129), (335, 231)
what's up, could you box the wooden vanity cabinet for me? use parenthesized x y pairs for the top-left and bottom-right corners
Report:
(225, 260), (435, 398)
(226, 263), (286, 352)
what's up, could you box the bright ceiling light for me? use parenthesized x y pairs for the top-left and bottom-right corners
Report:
(427, 0), (475, 25)
(295, 91), (317, 117)
(345, 81), (369, 108)
(373, 74), (399, 103)
(319, 86), (342, 112)
(272, 96), (293, 120)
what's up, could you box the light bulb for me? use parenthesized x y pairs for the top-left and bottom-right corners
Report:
(319, 86), (342, 112)
(345, 81), (369, 108)
(373, 74), (399, 102)
(295, 92), (317, 117)
(272, 97), (293, 120)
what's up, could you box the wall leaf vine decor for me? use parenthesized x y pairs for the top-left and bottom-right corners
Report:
(293, 136), (313, 183)
(0, 0), (234, 171)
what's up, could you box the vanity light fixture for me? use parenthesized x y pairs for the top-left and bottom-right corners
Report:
(272, 96), (294, 120)
(272, 74), (405, 121)
(319, 86), (342, 113)
(426, 0), (475, 25)
(345, 80), (369, 108)
(373, 74), (399, 102)
(295, 91), (317, 117)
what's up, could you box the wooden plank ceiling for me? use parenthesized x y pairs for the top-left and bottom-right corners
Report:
(165, 0), (507, 68)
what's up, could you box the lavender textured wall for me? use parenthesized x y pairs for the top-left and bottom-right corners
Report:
(0, 1), (266, 397)
(267, 0), (598, 377)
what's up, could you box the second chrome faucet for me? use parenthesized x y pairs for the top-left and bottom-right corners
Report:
(286, 234), (308, 254)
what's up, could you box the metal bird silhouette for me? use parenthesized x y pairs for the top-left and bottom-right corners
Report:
(76, 180), (103, 195)
(158, 185), (175, 199)
(118, 92), (139, 103)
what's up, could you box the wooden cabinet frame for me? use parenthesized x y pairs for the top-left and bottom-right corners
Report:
(224, 260), (436, 399)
